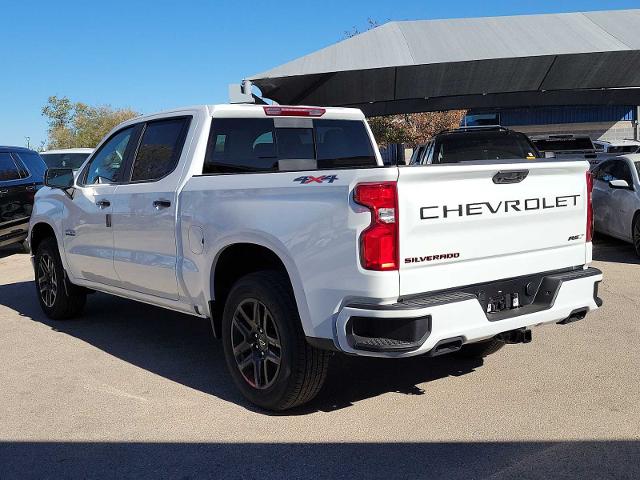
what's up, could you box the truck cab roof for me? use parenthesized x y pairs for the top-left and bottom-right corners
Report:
(118, 104), (367, 126)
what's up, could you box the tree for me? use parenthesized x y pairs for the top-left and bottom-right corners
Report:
(368, 110), (467, 147)
(42, 96), (139, 149)
(343, 21), (466, 147)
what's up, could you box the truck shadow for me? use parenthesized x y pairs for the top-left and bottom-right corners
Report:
(0, 280), (482, 415)
(0, 245), (24, 259)
(592, 235), (639, 265)
(1, 440), (639, 479)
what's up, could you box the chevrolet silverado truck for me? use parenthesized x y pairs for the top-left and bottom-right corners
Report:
(29, 104), (603, 410)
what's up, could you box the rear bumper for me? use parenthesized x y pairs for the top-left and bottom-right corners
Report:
(333, 267), (603, 358)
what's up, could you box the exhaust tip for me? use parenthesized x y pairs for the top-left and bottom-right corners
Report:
(557, 307), (589, 325)
(430, 336), (464, 357)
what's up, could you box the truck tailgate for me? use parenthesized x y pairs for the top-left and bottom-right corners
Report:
(397, 161), (590, 297)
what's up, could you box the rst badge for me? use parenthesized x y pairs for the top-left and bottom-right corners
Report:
(293, 175), (338, 184)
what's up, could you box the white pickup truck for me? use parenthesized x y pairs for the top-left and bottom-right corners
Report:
(29, 104), (603, 410)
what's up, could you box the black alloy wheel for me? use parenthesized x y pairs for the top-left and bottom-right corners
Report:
(230, 298), (282, 390)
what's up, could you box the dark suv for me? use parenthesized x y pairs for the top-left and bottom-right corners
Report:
(0, 146), (47, 249)
(410, 126), (541, 165)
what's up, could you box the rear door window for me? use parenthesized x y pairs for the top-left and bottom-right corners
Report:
(0, 153), (22, 181)
(130, 117), (191, 182)
(203, 118), (377, 174)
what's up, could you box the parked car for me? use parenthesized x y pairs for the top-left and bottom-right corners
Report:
(593, 139), (640, 155)
(409, 126), (541, 164)
(530, 134), (598, 163)
(40, 148), (93, 170)
(591, 155), (640, 256)
(29, 104), (602, 410)
(0, 146), (47, 249)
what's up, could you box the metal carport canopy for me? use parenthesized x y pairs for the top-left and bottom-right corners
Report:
(248, 9), (640, 116)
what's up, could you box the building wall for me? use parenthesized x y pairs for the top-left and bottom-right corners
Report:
(511, 121), (637, 141)
(464, 106), (639, 141)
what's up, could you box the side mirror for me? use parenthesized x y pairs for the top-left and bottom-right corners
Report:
(45, 168), (75, 190)
(609, 179), (631, 190)
(544, 151), (556, 159)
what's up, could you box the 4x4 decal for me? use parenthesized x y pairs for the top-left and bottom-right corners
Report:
(293, 175), (339, 184)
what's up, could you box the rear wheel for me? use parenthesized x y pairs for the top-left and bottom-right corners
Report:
(221, 271), (329, 411)
(34, 237), (86, 320)
(633, 214), (640, 258)
(455, 337), (505, 359)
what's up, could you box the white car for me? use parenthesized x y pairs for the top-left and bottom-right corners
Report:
(40, 148), (93, 170)
(28, 104), (602, 410)
(591, 154), (640, 256)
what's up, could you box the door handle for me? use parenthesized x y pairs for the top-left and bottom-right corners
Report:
(0, 189), (8, 196)
(493, 170), (529, 184)
(26, 185), (37, 192)
(96, 199), (111, 208)
(153, 200), (171, 209)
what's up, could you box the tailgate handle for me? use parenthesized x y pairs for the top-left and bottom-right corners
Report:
(493, 170), (529, 184)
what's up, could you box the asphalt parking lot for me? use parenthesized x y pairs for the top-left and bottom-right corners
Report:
(0, 237), (639, 479)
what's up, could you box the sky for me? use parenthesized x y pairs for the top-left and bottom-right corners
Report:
(1, 0), (639, 148)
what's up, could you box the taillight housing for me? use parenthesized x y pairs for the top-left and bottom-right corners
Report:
(263, 106), (326, 117)
(354, 182), (399, 271)
(586, 171), (594, 242)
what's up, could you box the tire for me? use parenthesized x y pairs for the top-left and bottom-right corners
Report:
(221, 270), (329, 411)
(455, 337), (505, 359)
(34, 237), (86, 320)
(633, 214), (640, 258)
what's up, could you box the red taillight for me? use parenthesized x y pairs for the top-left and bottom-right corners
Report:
(354, 182), (399, 271)
(586, 171), (594, 242)
(263, 106), (326, 117)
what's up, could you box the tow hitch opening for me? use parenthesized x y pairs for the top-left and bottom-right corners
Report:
(498, 328), (532, 344)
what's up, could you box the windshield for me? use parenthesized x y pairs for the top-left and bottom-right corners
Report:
(532, 137), (594, 152)
(41, 152), (91, 169)
(432, 131), (540, 164)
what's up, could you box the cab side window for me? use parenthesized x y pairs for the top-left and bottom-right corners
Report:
(130, 117), (191, 182)
(84, 127), (135, 185)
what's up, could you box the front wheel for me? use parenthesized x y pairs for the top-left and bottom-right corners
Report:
(221, 271), (329, 411)
(34, 237), (86, 320)
(633, 215), (640, 258)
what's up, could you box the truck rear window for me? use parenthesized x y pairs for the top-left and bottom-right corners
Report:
(532, 137), (594, 152)
(41, 153), (91, 169)
(433, 131), (540, 164)
(203, 118), (377, 174)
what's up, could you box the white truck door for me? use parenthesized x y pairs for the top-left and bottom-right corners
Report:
(111, 116), (192, 300)
(64, 127), (136, 286)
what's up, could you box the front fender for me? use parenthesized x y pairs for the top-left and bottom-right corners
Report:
(29, 188), (67, 268)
